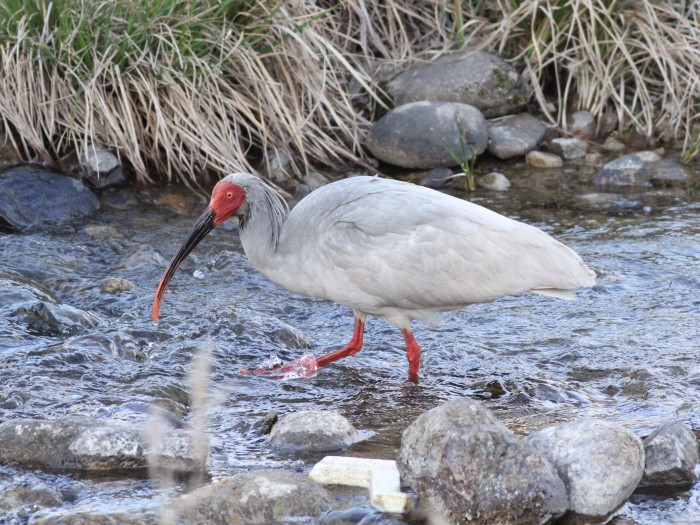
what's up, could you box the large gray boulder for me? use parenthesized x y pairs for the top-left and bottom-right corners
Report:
(639, 421), (699, 490)
(399, 398), (567, 525)
(169, 469), (332, 524)
(525, 418), (644, 520)
(269, 410), (361, 452)
(487, 113), (546, 159)
(0, 167), (99, 231)
(365, 101), (488, 169)
(0, 417), (208, 473)
(387, 50), (528, 118)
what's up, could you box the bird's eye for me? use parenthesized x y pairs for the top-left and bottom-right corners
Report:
(226, 192), (233, 199)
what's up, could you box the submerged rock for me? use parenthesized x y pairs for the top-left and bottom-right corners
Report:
(399, 398), (567, 525)
(478, 172), (511, 191)
(170, 469), (332, 524)
(0, 417), (208, 473)
(0, 167), (99, 231)
(594, 154), (647, 188)
(646, 160), (690, 185)
(386, 50), (528, 118)
(365, 101), (488, 169)
(487, 113), (546, 159)
(550, 137), (588, 160)
(270, 410), (361, 452)
(525, 418), (644, 520)
(0, 481), (63, 513)
(100, 277), (134, 294)
(420, 167), (453, 189)
(11, 301), (100, 337)
(30, 508), (157, 525)
(639, 421), (699, 490)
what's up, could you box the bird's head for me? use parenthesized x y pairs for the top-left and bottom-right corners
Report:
(151, 174), (249, 322)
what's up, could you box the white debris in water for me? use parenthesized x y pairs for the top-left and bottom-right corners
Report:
(309, 456), (410, 513)
(192, 269), (205, 280)
(259, 354), (283, 369)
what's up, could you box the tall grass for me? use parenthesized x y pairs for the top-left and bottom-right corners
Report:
(0, 1), (699, 185)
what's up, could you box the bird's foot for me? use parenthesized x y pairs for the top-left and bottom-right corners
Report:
(240, 352), (319, 379)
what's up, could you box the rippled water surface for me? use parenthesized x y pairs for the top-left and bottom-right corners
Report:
(1, 161), (699, 523)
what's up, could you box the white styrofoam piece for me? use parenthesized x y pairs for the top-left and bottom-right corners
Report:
(309, 456), (409, 514)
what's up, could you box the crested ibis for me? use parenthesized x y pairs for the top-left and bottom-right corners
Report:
(153, 173), (595, 381)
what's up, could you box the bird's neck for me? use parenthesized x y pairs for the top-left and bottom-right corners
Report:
(238, 183), (288, 272)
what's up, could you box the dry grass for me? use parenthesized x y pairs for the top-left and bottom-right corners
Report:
(0, 1), (699, 185)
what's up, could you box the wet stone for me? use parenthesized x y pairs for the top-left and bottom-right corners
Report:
(30, 508), (158, 525)
(399, 397), (567, 525)
(478, 172), (511, 191)
(386, 50), (528, 118)
(639, 421), (699, 490)
(635, 150), (663, 163)
(646, 160), (690, 185)
(11, 301), (100, 337)
(420, 167), (453, 189)
(0, 417), (208, 473)
(169, 469), (332, 524)
(100, 277), (134, 294)
(526, 150), (564, 168)
(365, 101), (488, 169)
(0, 167), (99, 231)
(487, 113), (546, 159)
(0, 481), (63, 512)
(594, 154), (648, 189)
(79, 145), (120, 175)
(524, 418), (644, 520)
(270, 410), (361, 452)
(121, 245), (169, 269)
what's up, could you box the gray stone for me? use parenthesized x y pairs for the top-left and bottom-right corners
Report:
(386, 50), (528, 118)
(640, 421), (699, 489)
(487, 113), (546, 159)
(100, 277), (134, 294)
(121, 245), (169, 269)
(0, 482), (63, 512)
(634, 150), (663, 163)
(170, 469), (332, 524)
(594, 154), (647, 188)
(478, 172), (511, 191)
(584, 153), (603, 166)
(399, 398), (567, 525)
(11, 301), (100, 337)
(265, 148), (294, 184)
(550, 138), (588, 159)
(525, 418), (644, 519)
(270, 410), (360, 452)
(80, 145), (120, 174)
(305, 171), (332, 191)
(0, 167), (99, 231)
(365, 101), (487, 169)
(420, 167), (453, 189)
(83, 167), (127, 190)
(526, 150), (563, 168)
(567, 111), (596, 139)
(646, 160), (690, 185)
(29, 509), (157, 524)
(0, 417), (208, 473)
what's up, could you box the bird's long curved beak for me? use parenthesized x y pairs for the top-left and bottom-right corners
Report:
(152, 207), (217, 322)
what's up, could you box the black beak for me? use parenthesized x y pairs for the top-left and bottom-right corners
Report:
(152, 207), (216, 322)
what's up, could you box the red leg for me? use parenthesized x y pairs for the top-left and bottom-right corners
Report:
(240, 317), (365, 376)
(402, 329), (421, 383)
(316, 317), (365, 366)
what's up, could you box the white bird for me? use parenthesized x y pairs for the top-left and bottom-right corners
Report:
(153, 173), (595, 381)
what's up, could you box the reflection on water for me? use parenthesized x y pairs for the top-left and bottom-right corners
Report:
(0, 160), (699, 523)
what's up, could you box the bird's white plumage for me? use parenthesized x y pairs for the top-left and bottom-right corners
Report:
(226, 174), (595, 330)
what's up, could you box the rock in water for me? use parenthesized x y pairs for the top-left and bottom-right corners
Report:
(386, 50), (528, 118)
(365, 101), (487, 169)
(0, 167), (99, 231)
(269, 410), (361, 452)
(525, 418), (644, 520)
(550, 138), (588, 160)
(399, 398), (567, 525)
(170, 469), (332, 524)
(594, 154), (648, 188)
(640, 421), (699, 490)
(487, 113), (546, 159)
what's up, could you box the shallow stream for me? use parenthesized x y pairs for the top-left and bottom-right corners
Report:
(1, 159), (699, 523)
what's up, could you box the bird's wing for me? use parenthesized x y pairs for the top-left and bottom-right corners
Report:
(291, 178), (594, 312)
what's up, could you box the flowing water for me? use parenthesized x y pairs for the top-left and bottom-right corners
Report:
(0, 160), (699, 523)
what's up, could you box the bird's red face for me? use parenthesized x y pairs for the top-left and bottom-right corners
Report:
(152, 180), (247, 322)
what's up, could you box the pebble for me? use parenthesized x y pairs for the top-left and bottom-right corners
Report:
(477, 172), (511, 191)
(602, 136), (627, 152)
(100, 277), (134, 294)
(270, 410), (362, 452)
(526, 150), (564, 168)
(568, 111), (596, 139)
(525, 418), (644, 519)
